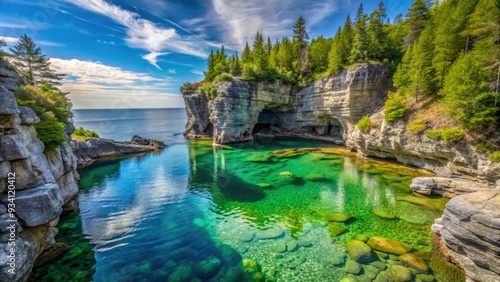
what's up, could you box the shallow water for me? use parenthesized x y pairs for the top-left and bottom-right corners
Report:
(31, 138), (446, 282)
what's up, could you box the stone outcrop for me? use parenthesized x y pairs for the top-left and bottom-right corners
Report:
(183, 64), (391, 145)
(0, 59), (79, 282)
(410, 176), (495, 198)
(432, 189), (500, 282)
(72, 135), (167, 166)
(345, 114), (500, 182)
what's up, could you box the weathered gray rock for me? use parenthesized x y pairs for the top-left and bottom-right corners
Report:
(183, 64), (391, 144)
(18, 107), (40, 125)
(346, 111), (500, 182)
(432, 190), (500, 282)
(0, 59), (22, 91)
(0, 87), (19, 115)
(0, 134), (29, 161)
(72, 135), (167, 166)
(0, 183), (63, 227)
(411, 176), (494, 198)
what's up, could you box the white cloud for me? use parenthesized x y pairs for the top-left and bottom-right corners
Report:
(65, 0), (208, 69)
(190, 70), (204, 75)
(168, 69), (176, 74)
(184, 0), (348, 50)
(48, 58), (183, 108)
(0, 36), (62, 47)
(141, 52), (168, 70)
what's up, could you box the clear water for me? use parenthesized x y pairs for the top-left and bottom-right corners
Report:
(30, 109), (447, 281)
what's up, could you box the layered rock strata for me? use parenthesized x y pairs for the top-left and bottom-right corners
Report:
(183, 64), (391, 145)
(432, 189), (500, 281)
(72, 135), (167, 166)
(0, 60), (79, 282)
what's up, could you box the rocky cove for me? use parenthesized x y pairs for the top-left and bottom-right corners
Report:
(183, 63), (500, 281)
(0, 58), (499, 281)
(0, 59), (166, 282)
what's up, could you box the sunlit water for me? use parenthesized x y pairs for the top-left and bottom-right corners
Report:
(30, 109), (447, 281)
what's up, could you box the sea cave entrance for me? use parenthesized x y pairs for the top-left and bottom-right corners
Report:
(252, 108), (281, 135)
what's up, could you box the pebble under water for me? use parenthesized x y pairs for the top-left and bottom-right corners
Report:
(30, 139), (448, 282)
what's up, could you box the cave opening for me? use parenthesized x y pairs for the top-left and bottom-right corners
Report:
(252, 108), (280, 135)
(204, 122), (214, 136)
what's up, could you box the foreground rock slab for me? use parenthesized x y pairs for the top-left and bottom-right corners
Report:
(432, 189), (500, 282)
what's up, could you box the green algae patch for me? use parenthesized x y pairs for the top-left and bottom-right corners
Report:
(278, 171), (299, 178)
(247, 154), (272, 162)
(257, 183), (273, 189)
(305, 174), (329, 182)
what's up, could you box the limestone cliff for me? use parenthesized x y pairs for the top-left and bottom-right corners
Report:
(0, 60), (79, 281)
(183, 64), (391, 145)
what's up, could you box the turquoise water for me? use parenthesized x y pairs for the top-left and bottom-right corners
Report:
(30, 137), (446, 281)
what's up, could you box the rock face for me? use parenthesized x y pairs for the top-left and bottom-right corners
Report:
(183, 64), (391, 145)
(0, 59), (79, 282)
(72, 135), (167, 166)
(345, 113), (500, 182)
(410, 176), (495, 198)
(432, 189), (500, 282)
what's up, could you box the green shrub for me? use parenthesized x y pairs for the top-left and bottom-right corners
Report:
(15, 85), (72, 152)
(73, 127), (99, 139)
(180, 82), (194, 92)
(488, 151), (500, 162)
(384, 91), (407, 122)
(198, 84), (217, 99)
(34, 120), (66, 152)
(408, 120), (426, 134)
(212, 72), (233, 85)
(357, 115), (371, 132)
(426, 128), (465, 143)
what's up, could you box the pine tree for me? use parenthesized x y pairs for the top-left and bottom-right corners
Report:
(204, 50), (216, 81)
(432, 0), (479, 88)
(9, 34), (65, 89)
(252, 32), (269, 73)
(241, 42), (252, 65)
(292, 16), (309, 76)
(409, 26), (436, 101)
(278, 37), (294, 70)
(394, 44), (414, 95)
(231, 52), (242, 76)
(368, 1), (388, 60)
(340, 15), (353, 65)
(269, 39), (280, 68)
(350, 4), (370, 63)
(308, 36), (332, 74)
(405, 0), (430, 47)
(328, 27), (344, 73)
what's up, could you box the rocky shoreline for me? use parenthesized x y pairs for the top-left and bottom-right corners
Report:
(72, 135), (167, 167)
(182, 63), (500, 281)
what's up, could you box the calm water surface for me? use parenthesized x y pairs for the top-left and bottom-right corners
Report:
(31, 109), (446, 281)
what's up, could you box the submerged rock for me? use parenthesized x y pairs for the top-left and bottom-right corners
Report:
(345, 260), (362, 274)
(345, 240), (373, 262)
(328, 223), (348, 237)
(256, 227), (283, 240)
(367, 237), (413, 255)
(398, 253), (428, 273)
(389, 265), (413, 282)
(272, 241), (287, 253)
(195, 256), (222, 279)
(372, 208), (396, 220)
(325, 213), (353, 222)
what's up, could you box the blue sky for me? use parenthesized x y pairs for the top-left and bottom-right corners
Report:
(0, 0), (412, 109)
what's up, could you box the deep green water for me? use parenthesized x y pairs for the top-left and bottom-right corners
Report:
(30, 139), (447, 282)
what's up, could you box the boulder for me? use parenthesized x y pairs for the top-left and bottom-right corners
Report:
(345, 240), (373, 262)
(0, 134), (29, 161)
(0, 183), (63, 227)
(18, 107), (40, 125)
(345, 260), (362, 275)
(389, 265), (412, 282)
(0, 87), (19, 115)
(398, 253), (428, 273)
(410, 177), (493, 198)
(432, 190), (500, 281)
(367, 237), (413, 255)
(325, 213), (353, 222)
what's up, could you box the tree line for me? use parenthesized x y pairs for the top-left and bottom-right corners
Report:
(200, 0), (500, 151)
